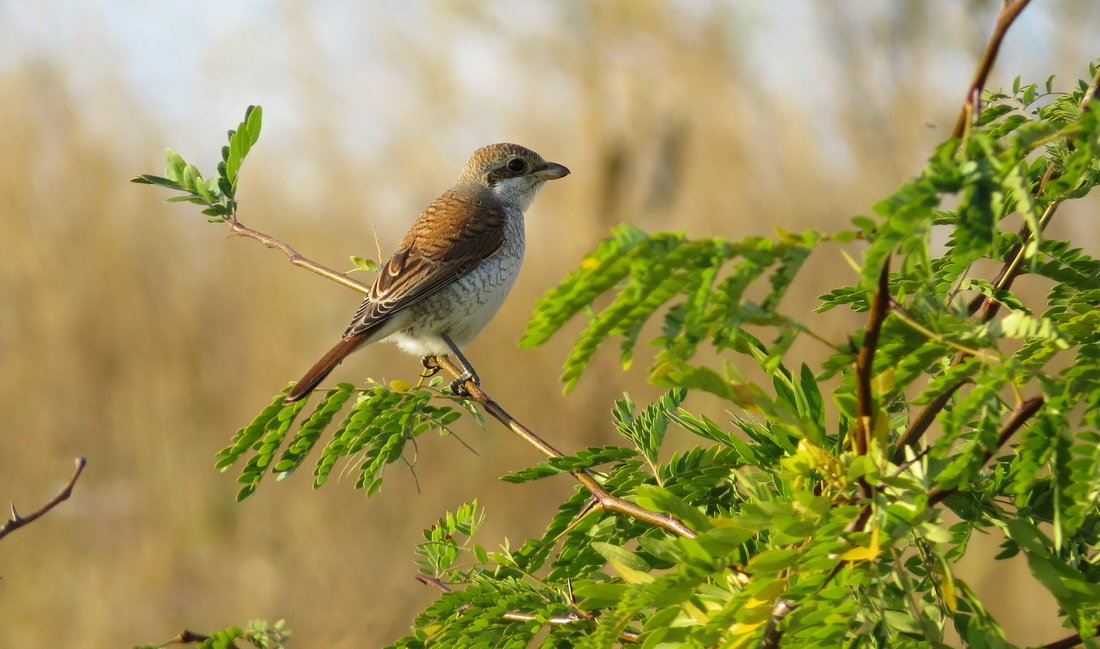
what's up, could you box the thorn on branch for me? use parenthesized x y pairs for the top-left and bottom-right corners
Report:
(0, 457), (87, 542)
(414, 573), (453, 593)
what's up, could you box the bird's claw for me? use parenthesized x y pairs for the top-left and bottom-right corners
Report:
(448, 371), (480, 398)
(421, 356), (442, 378)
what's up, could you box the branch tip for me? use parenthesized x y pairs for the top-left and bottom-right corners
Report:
(0, 456), (88, 541)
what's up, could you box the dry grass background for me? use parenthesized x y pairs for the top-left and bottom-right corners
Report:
(1, 1), (1097, 647)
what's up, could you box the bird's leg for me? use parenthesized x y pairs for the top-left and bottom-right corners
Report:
(440, 333), (480, 397)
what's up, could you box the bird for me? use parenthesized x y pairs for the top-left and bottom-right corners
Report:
(284, 143), (570, 403)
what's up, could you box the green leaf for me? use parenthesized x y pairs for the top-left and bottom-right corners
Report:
(612, 389), (685, 465)
(164, 148), (186, 183)
(746, 548), (801, 573)
(350, 255), (380, 272)
(633, 485), (712, 533)
(499, 445), (638, 483)
(649, 361), (735, 402)
(591, 542), (651, 573)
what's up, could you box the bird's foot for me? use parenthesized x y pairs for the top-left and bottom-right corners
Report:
(448, 370), (480, 398)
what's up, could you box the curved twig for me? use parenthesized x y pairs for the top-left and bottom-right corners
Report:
(226, 218), (372, 295)
(0, 457), (87, 541)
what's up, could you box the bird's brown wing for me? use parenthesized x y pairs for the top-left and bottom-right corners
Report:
(343, 190), (506, 338)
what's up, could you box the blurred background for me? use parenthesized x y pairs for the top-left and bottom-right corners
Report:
(1, 1), (1097, 646)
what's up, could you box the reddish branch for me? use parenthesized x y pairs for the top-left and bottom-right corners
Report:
(967, 65), (1100, 322)
(0, 457), (86, 541)
(853, 260), (890, 457)
(950, 0), (1034, 139)
(894, 0), (1038, 462)
(891, 358), (966, 464)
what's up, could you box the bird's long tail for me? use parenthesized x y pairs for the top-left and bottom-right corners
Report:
(285, 337), (365, 402)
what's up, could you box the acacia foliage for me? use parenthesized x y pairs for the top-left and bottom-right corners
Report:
(380, 65), (1100, 648)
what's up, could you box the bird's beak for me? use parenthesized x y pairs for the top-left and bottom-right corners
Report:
(534, 162), (570, 180)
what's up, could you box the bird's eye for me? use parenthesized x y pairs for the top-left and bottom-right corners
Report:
(506, 158), (526, 173)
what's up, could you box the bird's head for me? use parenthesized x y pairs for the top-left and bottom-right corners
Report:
(460, 143), (570, 211)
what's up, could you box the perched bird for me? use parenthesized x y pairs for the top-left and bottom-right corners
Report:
(284, 143), (569, 402)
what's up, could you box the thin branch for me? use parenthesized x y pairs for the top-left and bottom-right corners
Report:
(431, 355), (698, 539)
(853, 259), (890, 457)
(926, 395), (1043, 506)
(889, 298), (1000, 362)
(0, 457), (87, 541)
(1039, 622), (1100, 649)
(226, 218), (371, 295)
(950, 0), (1034, 139)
